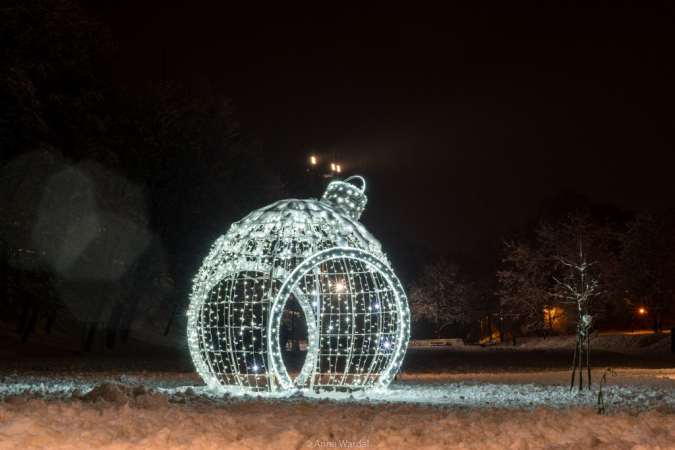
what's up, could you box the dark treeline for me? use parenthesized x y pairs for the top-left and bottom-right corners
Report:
(409, 190), (675, 342)
(0, 0), (284, 351)
(3, 0), (673, 353)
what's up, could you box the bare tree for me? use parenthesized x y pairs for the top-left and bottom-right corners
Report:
(616, 210), (675, 333)
(409, 260), (470, 338)
(498, 239), (557, 335)
(499, 212), (617, 337)
(553, 243), (600, 391)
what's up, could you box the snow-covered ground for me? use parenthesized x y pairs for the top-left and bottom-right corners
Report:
(2, 338), (675, 449)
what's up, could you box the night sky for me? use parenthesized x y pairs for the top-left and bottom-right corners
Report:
(82, 1), (675, 254)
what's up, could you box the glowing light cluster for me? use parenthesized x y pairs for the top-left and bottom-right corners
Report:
(187, 176), (409, 393)
(320, 176), (367, 220)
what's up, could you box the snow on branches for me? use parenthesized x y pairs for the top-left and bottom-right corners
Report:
(552, 242), (601, 391)
(409, 260), (470, 338)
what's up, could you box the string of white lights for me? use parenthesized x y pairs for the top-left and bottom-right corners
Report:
(187, 176), (410, 393)
(267, 247), (409, 391)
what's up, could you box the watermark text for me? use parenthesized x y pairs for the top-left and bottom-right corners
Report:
(305, 439), (370, 448)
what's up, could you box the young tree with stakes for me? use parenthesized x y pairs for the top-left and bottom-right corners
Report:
(553, 244), (600, 391)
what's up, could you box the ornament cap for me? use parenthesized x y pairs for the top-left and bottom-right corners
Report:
(320, 175), (368, 220)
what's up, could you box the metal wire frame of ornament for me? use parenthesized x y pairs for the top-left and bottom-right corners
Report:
(188, 247), (409, 393)
(189, 256), (310, 391)
(268, 247), (410, 392)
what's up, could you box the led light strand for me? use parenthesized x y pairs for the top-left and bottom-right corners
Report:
(187, 178), (410, 394)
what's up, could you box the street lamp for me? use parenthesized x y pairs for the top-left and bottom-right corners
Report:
(634, 307), (647, 332)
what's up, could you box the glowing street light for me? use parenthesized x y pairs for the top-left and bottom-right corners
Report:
(633, 307), (647, 332)
(331, 163), (336, 171)
(311, 156), (316, 165)
(336, 165), (341, 173)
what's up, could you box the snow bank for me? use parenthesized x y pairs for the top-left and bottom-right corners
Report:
(514, 332), (671, 351)
(2, 343), (675, 448)
(2, 369), (675, 449)
(1, 393), (675, 449)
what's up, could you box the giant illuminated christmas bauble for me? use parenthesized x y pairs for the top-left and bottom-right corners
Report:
(187, 176), (410, 393)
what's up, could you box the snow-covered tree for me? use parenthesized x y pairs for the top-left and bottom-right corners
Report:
(616, 210), (675, 333)
(409, 260), (470, 338)
(498, 239), (557, 335)
(499, 212), (617, 336)
(553, 243), (600, 391)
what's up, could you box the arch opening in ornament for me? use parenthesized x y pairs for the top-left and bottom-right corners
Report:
(268, 248), (410, 392)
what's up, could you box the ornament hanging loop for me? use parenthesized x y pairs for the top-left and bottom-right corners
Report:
(343, 175), (366, 193)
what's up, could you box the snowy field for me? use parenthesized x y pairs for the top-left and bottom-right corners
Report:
(2, 336), (675, 449)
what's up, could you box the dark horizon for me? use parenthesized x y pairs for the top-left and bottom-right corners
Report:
(81, 1), (675, 254)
